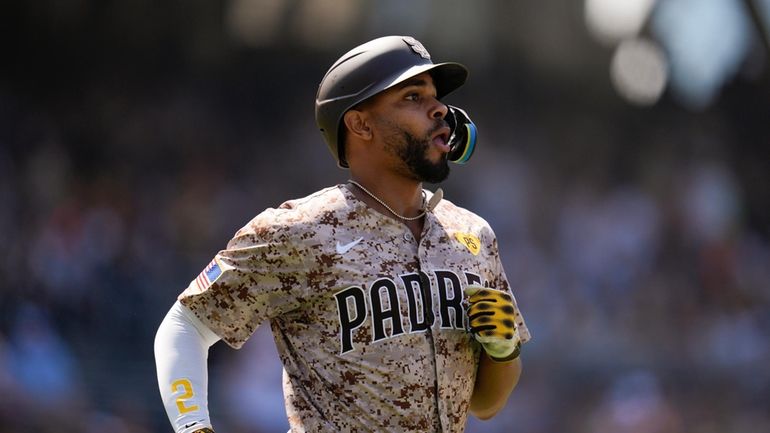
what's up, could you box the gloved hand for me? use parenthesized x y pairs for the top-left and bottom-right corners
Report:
(464, 285), (521, 362)
(192, 429), (215, 433)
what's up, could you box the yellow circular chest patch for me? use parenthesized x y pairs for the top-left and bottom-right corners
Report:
(454, 232), (481, 256)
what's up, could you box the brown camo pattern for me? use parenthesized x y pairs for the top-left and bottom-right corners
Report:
(179, 184), (530, 433)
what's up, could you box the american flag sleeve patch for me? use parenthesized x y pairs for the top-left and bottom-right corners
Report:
(195, 258), (223, 291)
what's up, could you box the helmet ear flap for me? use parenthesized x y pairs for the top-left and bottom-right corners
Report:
(446, 105), (477, 164)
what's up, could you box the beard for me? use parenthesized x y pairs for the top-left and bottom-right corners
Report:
(385, 124), (450, 184)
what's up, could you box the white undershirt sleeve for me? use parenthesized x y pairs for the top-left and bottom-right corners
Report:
(155, 301), (221, 433)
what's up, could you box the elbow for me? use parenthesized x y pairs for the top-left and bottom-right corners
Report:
(153, 318), (166, 357)
(154, 310), (174, 357)
(470, 399), (507, 421)
(471, 410), (496, 421)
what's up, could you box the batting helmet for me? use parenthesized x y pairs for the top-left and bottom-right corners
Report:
(315, 36), (469, 168)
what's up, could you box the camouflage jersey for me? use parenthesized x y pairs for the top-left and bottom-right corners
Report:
(179, 184), (531, 433)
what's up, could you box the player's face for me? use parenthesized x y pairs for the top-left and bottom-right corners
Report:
(368, 73), (452, 183)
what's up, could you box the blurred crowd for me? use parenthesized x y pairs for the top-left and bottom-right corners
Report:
(1, 68), (768, 433)
(2, 2), (770, 433)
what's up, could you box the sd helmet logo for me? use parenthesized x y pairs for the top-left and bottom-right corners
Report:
(403, 37), (431, 60)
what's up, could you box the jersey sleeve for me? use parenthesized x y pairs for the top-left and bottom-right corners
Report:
(178, 208), (310, 349)
(485, 226), (532, 345)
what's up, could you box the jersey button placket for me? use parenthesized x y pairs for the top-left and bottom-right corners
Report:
(412, 221), (444, 433)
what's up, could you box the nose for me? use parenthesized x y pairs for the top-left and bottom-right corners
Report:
(430, 98), (449, 120)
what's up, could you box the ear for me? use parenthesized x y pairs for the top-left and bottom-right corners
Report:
(343, 110), (372, 141)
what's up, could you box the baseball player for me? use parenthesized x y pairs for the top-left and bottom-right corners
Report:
(154, 35), (530, 433)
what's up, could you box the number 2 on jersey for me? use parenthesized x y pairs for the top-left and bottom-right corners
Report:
(171, 378), (199, 414)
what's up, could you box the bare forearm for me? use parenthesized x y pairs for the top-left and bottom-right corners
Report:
(469, 354), (522, 420)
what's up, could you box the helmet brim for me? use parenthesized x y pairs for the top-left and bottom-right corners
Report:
(379, 62), (468, 100)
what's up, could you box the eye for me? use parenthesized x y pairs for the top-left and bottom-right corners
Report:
(405, 92), (420, 102)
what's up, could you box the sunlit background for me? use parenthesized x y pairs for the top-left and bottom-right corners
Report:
(1, 1), (769, 432)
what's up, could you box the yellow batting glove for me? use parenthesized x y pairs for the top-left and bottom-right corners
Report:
(464, 285), (521, 362)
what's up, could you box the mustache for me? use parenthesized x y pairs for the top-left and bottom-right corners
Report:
(427, 119), (449, 137)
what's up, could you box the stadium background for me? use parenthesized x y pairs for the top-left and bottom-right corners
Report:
(1, 1), (769, 432)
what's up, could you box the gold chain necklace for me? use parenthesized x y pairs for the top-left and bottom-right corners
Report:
(349, 180), (443, 221)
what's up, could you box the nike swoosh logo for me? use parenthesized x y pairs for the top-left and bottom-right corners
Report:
(184, 422), (198, 429)
(336, 237), (364, 255)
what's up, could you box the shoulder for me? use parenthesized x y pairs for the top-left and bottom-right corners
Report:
(229, 185), (353, 248)
(431, 193), (505, 264)
(432, 194), (494, 235)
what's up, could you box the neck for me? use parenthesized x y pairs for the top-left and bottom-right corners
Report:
(348, 171), (424, 219)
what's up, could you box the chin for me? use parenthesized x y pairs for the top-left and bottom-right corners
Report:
(417, 162), (450, 184)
